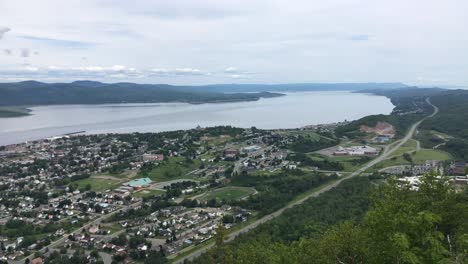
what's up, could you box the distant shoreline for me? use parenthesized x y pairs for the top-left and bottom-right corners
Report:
(0, 91), (395, 146)
(0, 92), (285, 119)
(0, 106), (31, 118)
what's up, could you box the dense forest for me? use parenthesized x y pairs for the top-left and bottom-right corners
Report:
(339, 88), (468, 160)
(336, 88), (440, 139)
(0, 81), (282, 106)
(230, 169), (337, 216)
(194, 175), (468, 263)
(421, 90), (468, 140)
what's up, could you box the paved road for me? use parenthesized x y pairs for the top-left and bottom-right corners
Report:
(173, 97), (438, 263)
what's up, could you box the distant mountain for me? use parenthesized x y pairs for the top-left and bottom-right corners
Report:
(0, 81), (407, 106)
(0, 81), (283, 106)
(188, 82), (408, 93)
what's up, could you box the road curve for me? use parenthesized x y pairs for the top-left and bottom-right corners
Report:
(174, 97), (439, 263)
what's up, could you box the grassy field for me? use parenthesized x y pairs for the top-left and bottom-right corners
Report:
(276, 129), (321, 140)
(198, 186), (255, 201)
(388, 139), (418, 158)
(369, 149), (452, 171)
(0, 106), (31, 118)
(101, 223), (124, 234)
(145, 157), (203, 182)
(308, 153), (372, 172)
(132, 189), (166, 198)
(430, 130), (453, 140)
(411, 149), (452, 162)
(75, 177), (122, 192)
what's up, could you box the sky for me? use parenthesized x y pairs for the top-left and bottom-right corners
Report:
(0, 0), (467, 86)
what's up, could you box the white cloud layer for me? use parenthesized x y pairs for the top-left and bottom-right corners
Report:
(0, 0), (467, 85)
(0, 27), (10, 39)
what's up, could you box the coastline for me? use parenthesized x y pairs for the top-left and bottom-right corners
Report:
(0, 91), (394, 147)
(0, 106), (32, 118)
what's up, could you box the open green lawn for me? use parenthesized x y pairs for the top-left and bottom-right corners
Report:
(308, 153), (373, 172)
(0, 106), (31, 118)
(369, 149), (452, 172)
(133, 189), (166, 198)
(101, 223), (124, 234)
(198, 186), (255, 201)
(144, 157), (203, 182)
(276, 129), (321, 140)
(411, 149), (452, 162)
(430, 130), (453, 139)
(75, 177), (122, 192)
(388, 139), (418, 158)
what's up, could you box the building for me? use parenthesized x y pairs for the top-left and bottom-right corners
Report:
(375, 135), (391, 143)
(126, 178), (152, 188)
(454, 176), (468, 186)
(223, 148), (239, 158)
(242, 145), (261, 153)
(143, 154), (164, 162)
(333, 146), (379, 156)
(450, 161), (468, 175)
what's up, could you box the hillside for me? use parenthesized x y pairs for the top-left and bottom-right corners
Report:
(185, 82), (407, 93)
(0, 81), (409, 106)
(194, 175), (468, 263)
(0, 81), (283, 106)
(340, 87), (468, 159)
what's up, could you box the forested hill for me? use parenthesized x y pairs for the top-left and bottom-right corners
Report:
(358, 87), (468, 140)
(346, 87), (468, 159)
(183, 82), (407, 93)
(195, 175), (468, 263)
(0, 81), (409, 106)
(0, 81), (282, 106)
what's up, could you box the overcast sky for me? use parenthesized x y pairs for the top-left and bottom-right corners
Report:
(0, 0), (467, 85)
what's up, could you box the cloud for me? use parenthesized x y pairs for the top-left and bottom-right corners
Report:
(133, 2), (250, 20)
(346, 34), (371, 41)
(0, 27), (10, 39)
(0, 65), (142, 81)
(228, 74), (251, 79)
(224, 67), (238, 73)
(150, 68), (207, 76)
(222, 67), (255, 78)
(0, 65), (213, 81)
(21, 48), (30, 57)
(20, 35), (96, 49)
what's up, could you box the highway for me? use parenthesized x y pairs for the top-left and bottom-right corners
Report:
(173, 97), (438, 263)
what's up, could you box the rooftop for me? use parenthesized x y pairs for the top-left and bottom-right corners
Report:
(127, 178), (152, 187)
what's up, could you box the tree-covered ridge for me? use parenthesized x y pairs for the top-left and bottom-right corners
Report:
(421, 90), (468, 140)
(193, 177), (372, 263)
(0, 81), (282, 106)
(339, 88), (468, 160)
(336, 88), (440, 139)
(229, 169), (338, 216)
(195, 175), (468, 263)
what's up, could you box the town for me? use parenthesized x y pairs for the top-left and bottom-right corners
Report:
(0, 122), (466, 264)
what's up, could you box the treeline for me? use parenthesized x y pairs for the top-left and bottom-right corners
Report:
(441, 139), (468, 160)
(336, 88), (441, 139)
(418, 90), (468, 159)
(289, 137), (338, 153)
(230, 170), (338, 216)
(195, 175), (468, 263)
(287, 152), (344, 171)
(422, 90), (468, 140)
(193, 177), (372, 263)
(0, 81), (282, 106)
(335, 113), (422, 139)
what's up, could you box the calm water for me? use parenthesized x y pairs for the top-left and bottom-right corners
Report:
(0, 91), (394, 146)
